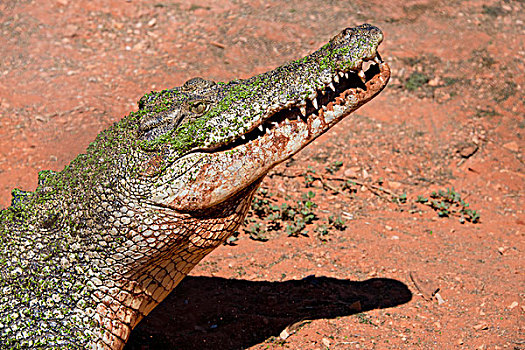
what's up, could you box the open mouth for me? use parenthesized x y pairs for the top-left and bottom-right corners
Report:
(206, 54), (391, 153)
(149, 26), (391, 212)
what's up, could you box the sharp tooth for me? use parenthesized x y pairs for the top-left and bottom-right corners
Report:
(297, 115), (301, 121)
(272, 122), (278, 127)
(300, 105), (306, 116)
(321, 89), (326, 95)
(362, 60), (373, 72)
(334, 75), (339, 83)
(344, 72), (349, 79)
(324, 111), (335, 123)
(258, 125), (263, 132)
(358, 70), (366, 83)
(339, 71), (344, 77)
(374, 56), (381, 64)
(312, 97), (318, 109)
(284, 119), (290, 125)
(241, 134), (245, 140)
(328, 82), (335, 91)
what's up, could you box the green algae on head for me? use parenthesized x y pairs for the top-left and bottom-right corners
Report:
(137, 24), (385, 154)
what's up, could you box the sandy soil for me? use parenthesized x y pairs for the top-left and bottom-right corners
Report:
(0, 1), (523, 349)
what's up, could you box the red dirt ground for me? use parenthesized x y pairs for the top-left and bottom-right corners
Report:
(0, 1), (523, 349)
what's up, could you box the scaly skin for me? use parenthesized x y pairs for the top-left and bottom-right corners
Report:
(0, 24), (390, 349)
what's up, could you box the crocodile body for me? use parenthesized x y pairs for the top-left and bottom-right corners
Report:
(0, 24), (390, 349)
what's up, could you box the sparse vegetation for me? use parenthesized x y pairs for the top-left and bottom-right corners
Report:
(237, 174), (480, 246)
(481, 4), (505, 17)
(416, 187), (480, 223)
(325, 160), (343, 174)
(328, 215), (346, 231)
(493, 80), (517, 103)
(356, 313), (375, 325)
(241, 187), (320, 240)
(405, 72), (430, 91)
(475, 107), (499, 118)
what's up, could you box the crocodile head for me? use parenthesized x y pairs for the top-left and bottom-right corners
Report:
(138, 23), (390, 212)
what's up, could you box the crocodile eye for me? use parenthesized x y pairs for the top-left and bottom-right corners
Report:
(190, 101), (208, 115)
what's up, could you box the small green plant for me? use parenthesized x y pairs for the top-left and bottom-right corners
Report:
(460, 208), (480, 224)
(303, 167), (316, 187)
(247, 223), (268, 241)
(392, 193), (407, 204)
(325, 160), (343, 174)
(342, 180), (358, 193)
(328, 215), (347, 231)
(285, 191), (319, 237)
(225, 233), (239, 245)
(245, 186), (321, 239)
(420, 187), (480, 223)
(299, 191), (318, 223)
(474, 107), (498, 118)
(405, 72), (430, 91)
(481, 4), (504, 17)
(285, 220), (307, 237)
(250, 188), (273, 217)
(315, 224), (330, 241)
(356, 313), (375, 325)
(279, 203), (295, 221)
(442, 77), (461, 87)
(416, 195), (428, 203)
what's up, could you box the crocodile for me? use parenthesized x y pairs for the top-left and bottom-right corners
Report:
(0, 24), (390, 349)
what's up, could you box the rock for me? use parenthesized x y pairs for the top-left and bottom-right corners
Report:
(279, 328), (290, 340)
(428, 76), (441, 86)
(344, 167), (360, 178)
(64, 24), (78, 38)
(322, 338), (331, 347)
(147, 18), (157, 27)
(435, 292), (445, 305)
(473, 323), (489, 331)
(503, 141), (519, 152)
(388, 181), (402, 189)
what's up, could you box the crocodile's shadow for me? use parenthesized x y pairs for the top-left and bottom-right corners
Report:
(125, 275), (412, 350)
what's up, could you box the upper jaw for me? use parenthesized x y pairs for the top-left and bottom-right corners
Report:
(205, 51), (390, 155)
(197, 25), (388, 153)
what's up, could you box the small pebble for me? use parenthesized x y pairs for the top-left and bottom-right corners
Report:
(148, 18), (157, 27)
